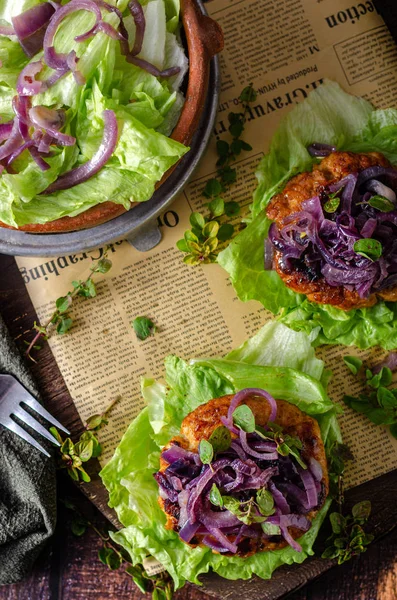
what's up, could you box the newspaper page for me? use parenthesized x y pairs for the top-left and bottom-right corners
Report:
(15, 0), (397, 488)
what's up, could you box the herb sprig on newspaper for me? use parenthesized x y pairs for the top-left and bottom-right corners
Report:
(323, 442), (373, 564)
(177, 84), (257, 265)
(343, 356), (397, 438)
(50, 396), (119, 483)
(25, 252), (112, 361)
(64, 498), (173, 599)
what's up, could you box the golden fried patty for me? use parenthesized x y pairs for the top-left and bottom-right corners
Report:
(266, 151), (397, 310)
(158, 394), (329, 556)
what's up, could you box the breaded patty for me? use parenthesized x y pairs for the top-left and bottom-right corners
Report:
(158, 394), (329, 556)
(266, 151), (397, 310)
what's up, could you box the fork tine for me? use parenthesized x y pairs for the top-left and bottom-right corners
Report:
(21, 396), (70, 435)
(3, 419), (50, 458)
(12, 406), (61, 447)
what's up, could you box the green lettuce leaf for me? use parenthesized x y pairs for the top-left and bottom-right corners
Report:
(0, 0), (188, 227)
(100, 321), (341, 588)
(218, 81), (397, 349)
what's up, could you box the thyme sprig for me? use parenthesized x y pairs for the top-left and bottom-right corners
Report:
(323, 442), (373, 564)
(63, 499), (173, 599)
(177, 84), (257, 265)
(343, 356), (397, 439)
(25, 252), (112, 362)
(50, 395), (119, 483)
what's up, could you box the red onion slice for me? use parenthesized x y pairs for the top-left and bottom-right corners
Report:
(0, 119), (22, 161)
(18, 120), (50, 171)
(308, 457), (323, 483)
(268, 481), (290, 514)
(38, 132), (54, 154)
(225, 388), (278, 431)
(299, 468), (318, 509)
(43, 109), (117, 193)
(29, 105), (75, 146)
(12, 2), (56, 57)
(126, 54), (180, 78)
(12, 95), (32, 125)
(7, 140), (36, 165)
(43, 0), (102, 70)
(239, 431), (278, 461)
(280, 526), (301, 552)
(367, 179), (396, 203)
(179, 520), (200, 543)
(203, 524), (238, 554)
(16, 61), (44, 96)
(0, 122), (14, 143)
(128, 0), (145, 56)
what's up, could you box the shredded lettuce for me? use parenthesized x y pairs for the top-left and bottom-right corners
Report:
(0, 0), (188, 227)
(100, 321), (341, 588)
(218, 81), (397, 349)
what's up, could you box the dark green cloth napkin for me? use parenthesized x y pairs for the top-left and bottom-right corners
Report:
(0, 315), (56, 586)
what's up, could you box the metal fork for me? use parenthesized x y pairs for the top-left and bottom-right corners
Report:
(0, 373), (70, 457)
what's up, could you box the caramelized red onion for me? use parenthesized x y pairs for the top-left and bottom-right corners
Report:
(155, 389), (321, 555)
(267, 162), (397, 298)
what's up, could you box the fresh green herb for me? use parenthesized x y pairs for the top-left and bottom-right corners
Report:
(25, 251), (112, 362)
(325, 442), (373, 564)
(232, 404), (256, 433)
(50, 395), (119, 483)
(343, 359), (397, 437)
(327, 441), (354, 506)
(323, 196), (341, 213)
(256, 488), (275, 517)
(210, 488), (274, 527)
(343, 356), (363, 375)
(63, 499), (173, 599)
(177, 84), (257, 265)
(209, 483), (223, 508)
(353, 238), (382, 261)
(322, 501), (374, 564)
(256, 422), (307, 469)
(222, 496), (267, 526)
(208, 425), (232, 454)
(323, 187), (343, 213)
(132, 316), (157, 340)
(366, 366), (392, 389)
(261, 521), (281, 536)
(365, 195), (395, 212)
(199, 439), (214, 464)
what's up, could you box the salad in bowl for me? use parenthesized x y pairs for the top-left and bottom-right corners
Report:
(0, 0), (220, 232)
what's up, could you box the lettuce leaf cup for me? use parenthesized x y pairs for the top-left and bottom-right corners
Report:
(218, 81), (397, 349)
(100, 322), (341, 588)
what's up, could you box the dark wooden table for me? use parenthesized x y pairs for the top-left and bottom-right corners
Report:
(0, 253), (397, 600)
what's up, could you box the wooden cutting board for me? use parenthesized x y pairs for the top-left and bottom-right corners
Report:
(1, 253), (396, 600)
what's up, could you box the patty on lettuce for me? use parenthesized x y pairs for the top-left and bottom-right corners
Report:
(156, 392), (329, 557)
(218, 81), (397, 350)
(100, 322), (341, 589)
(266, 150), (397, 310)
